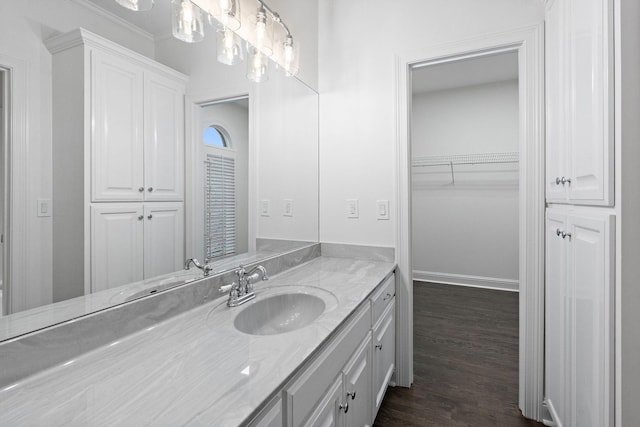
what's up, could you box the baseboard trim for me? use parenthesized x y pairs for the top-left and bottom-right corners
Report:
(413, 270), (519, 292)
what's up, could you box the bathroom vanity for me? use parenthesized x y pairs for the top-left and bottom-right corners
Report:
(0, 247), (395, 427)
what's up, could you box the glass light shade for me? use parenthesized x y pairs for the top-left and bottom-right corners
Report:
(215, 0), (241, 31)
(171, 0), (205, 43)
(282, 36), (300, 77)
(247, 45), (269, 83)
(251, 8), (274, 57)
(216, 28), (244, 65)
(115, 0), (153, 11)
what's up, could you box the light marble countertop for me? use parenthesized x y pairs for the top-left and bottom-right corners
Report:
(0, 256), (395, 426)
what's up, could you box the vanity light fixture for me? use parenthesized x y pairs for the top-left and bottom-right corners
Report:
(115, 0), (153, 11)
(171, 0), (205, 43)
(114, 0), (300, 79)
(246, 44), (269, 82)
(216, 27), (244, 65)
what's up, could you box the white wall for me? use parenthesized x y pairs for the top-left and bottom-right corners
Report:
(256, 71), (319, 242)
(318, 0), (544, 246)
(0, 0), (154, 311)
(411, 81), (519, 288)
(617, 0), (640, 424)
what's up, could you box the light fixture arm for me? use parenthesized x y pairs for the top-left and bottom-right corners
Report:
(257, 0), (291, 36)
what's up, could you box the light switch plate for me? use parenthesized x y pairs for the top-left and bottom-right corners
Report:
(283, 199), (293, 217)
(346, 199), (359, 218)
(260, 200), (270, 217)
(37, 199), (52, 217)
(376, 200), (390, 220)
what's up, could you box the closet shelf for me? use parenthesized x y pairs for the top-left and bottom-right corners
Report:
(412, 151), (519, 167)
(412, 152), (519, 185)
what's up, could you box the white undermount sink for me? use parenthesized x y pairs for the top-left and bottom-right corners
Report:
(234, 293), (326, 336)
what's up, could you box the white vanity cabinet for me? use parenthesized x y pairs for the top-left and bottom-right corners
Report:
(91, 203), (184, 292)
(545, 0), (614, 206)
(544, 209), (614, 427)
(271, 272), (395, 427)
(47, 29), (187, 296)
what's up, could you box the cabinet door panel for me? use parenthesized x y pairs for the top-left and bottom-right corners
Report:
(544, 210), (568, 425)
(567, 0), (613, 205)
(545, 0), (569, 202)
(304, 376), (343, 427)
(567, 214), (614, 427)
(91, 204), (143, 292)
(373, 300), (395, 417)
(92, 51), (144, 201)
(344, 334), (373, 427)
(143, 203), (184, 278)
(144, 73), (185, 201)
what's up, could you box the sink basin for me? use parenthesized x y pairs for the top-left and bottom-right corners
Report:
(234, 293), (326, 336)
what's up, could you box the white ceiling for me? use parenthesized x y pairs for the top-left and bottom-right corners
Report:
(412, 51), (518, 94)
(85, 0), (172, 37)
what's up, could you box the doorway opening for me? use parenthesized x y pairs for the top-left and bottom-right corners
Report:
(410, 51), (526, 423)
(394, 26), (545, 422)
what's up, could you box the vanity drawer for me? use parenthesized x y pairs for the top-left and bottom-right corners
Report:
(371, 273), (395, 325)
(285, 302), (371, 427)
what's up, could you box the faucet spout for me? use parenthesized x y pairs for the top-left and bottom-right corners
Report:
(184, 258), (212, 277)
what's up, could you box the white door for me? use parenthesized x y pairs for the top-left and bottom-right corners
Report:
(566, 213), (614, 427)
(344, 334), (373, 427)
(545, 0), (569, 202)
(91, 50), (144, 202)
(373, 301), (395, 417)
(144, 72), (185, 202)
(143, 203), (184, 278)
(544, 209), (568, 425)
(91, 204), (144, 292)
(304, 376), (344, 427)
(567, 0), (613, 205)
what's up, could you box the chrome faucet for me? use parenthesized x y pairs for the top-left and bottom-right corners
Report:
(184, 258), (213, 277)
(219, 264), (269, 307)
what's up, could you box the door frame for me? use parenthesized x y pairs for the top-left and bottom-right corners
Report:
(394, 25), (545, 420)
(0, 55), (29, 315)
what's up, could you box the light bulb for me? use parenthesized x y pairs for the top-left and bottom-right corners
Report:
(247, 45), (269, 82)
(172, 0), (204, 43)
(217, 28), (243, 65)
(283, 35), (298, 76)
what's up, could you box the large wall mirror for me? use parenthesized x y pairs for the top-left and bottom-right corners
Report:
(0, 0), (319, 341)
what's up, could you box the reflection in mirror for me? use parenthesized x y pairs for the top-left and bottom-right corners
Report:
(195, 97), (249, 263)
(0, 69), (4, 317)
(0, 1), (319, 343)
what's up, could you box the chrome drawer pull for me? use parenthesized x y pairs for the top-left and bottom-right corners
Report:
(347, 390), (356, 400)
(339, 401), (349, 413)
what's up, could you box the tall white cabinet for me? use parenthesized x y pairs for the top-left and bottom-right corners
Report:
(545, 0), (614, 206)
(545, 210), (614, 427)
(47, 29), (187, 299)
(544, 0), (616, 426)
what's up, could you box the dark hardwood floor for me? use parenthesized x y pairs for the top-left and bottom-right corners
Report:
(374, 282), (544, 427)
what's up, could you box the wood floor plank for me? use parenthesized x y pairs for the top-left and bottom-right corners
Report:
(374, 282), (544, 427)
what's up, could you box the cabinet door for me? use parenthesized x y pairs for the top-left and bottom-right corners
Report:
(567, 0), (613, 205)
(144, 72), (185, 201)
(566, 213), (614, 427)
(544, 209), (568, 425)
(304, 376), (344, 427)
(143, 203), (184, 279)
(344, 333), (373, 427)
(92, 50), (144, 202)
(91, 204), (144, 292)
(545, 0), (569, 202)
(372, 300), (395, 417)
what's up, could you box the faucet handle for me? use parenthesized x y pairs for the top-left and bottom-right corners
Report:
(219, 282), (236, 294)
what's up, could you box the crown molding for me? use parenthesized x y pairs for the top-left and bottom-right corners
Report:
(68, 0), (155, 43)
